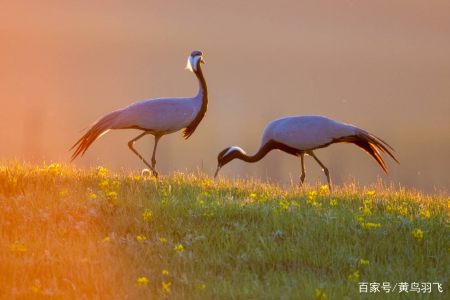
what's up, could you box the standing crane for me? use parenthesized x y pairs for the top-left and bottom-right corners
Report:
(71, 50), (207, 176)
(214, 115), (398, 190)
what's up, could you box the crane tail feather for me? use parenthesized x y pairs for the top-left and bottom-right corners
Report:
(70, 110), (121, 161)
(352, 139), (389, 173)
(334, 132), (398, 174)
(182, 128), (193, 139)
(365, 134), (399, 163)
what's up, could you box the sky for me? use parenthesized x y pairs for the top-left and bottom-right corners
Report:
(1, 1), (449, 192)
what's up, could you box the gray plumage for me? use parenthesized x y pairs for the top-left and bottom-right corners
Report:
(215, 115), (398, 190)
(71, 50), (208, 176)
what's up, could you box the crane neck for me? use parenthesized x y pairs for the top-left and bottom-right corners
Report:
(195, 65), (208, 99)
(233, 140), (301, 163)
(235, 142), (274, 163)
(182, 64), (208, 138)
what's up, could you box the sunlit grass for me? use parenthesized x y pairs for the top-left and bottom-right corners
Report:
(0, 162), (448, 299)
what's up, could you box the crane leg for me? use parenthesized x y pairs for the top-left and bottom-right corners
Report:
(151, 135), (161, 173)
(308, 151), (332, 191)
(299, 153), (306, 186)
(127, 132), (158, 177)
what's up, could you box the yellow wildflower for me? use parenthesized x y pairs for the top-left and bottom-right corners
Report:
(200, 178), (213, 188)
(355, 215), (364, 223)
(367, 190), (376, 196)
(159, 237), (168, 243)
(312, 201), (322, 210)
(162, 269), (169, 276)
(359, 258), (370, 266)
(46, 163), (62, 175)
(106, 191), (118, 200)
(136, 235), (147, 242)
(307, 197), (316, 205)
(162, 281), (171, 293)
(308, 191), (318, 198)
(142, 209), (153, 222)
(249, 193), (257, 199)
(412, 228), (424, 241)
(329, 199), (338, 207)
(88, 192), (97, 200)
(96, 166), (109, 177)
(279, 199), (290, 210)
(103, 236), (111, 242)
(363, 198), (372, 206)
(136, 276), (149, 286)
(111, 180), (120, 189)
(319, 185), (329, 194)
(362, 207), (372, 216)
(10, 242), (27, 253)
(315, 288), (328, 300)
(348, 270), (360, 282)
(419, 209), (430, 219)
(398, 206), (408, 216)
(174, 244), (185, 253)
(99, 180), (109, 190)
(385, 204), (394, 213)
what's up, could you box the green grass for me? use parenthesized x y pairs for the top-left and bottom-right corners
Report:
(0, 162), (448, 299)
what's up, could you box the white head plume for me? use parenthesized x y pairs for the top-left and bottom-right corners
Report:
(224, 146), (245, 156)
(186, 55), (202, 72)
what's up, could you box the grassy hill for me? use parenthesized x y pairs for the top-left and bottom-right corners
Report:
(0, 162), (448, 299)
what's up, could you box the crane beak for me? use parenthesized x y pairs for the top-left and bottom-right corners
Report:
(214, 165), (221, 179)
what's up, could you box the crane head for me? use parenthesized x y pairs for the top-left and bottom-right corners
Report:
(214, 146), (245, 178)
(186, 50), (205, 73)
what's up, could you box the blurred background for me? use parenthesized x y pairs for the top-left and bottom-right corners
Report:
(1, 1), (449, 192)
